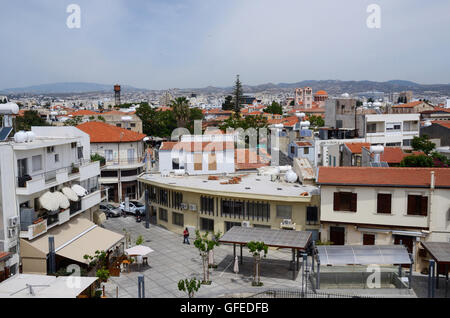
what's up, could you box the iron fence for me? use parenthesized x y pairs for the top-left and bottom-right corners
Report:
(246, 288), (376, 299)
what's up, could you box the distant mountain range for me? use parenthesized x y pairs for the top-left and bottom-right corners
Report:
(2, 80), (450, 96)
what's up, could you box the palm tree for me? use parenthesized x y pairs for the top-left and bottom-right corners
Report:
(171, 97), (191, 128)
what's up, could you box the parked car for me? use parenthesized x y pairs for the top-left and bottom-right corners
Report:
(99, 203), (122, 218)
(119, 200), (146, 216)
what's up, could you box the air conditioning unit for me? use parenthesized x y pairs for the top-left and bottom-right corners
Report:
(180, 203), (188, 210)
(189, 204), (197, 211)
(8, 216), (19, 227)
(242, 221), (251, 228)
(282, 219), (292, 225)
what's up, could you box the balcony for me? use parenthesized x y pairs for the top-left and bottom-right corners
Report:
(20, 219), (48, 240)
(81, 189), (101, 211)
(16, 161), (96, 196)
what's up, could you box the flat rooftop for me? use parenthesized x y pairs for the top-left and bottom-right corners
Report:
(139, 172), (318, 201)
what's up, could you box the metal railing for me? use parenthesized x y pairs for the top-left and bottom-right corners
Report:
(246, 288), (375, 299)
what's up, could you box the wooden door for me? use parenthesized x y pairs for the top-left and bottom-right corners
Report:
(330, 226), (345, 245)
(363, 234), (375, 245)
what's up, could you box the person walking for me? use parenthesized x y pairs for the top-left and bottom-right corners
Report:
(183, 228), (190, 245)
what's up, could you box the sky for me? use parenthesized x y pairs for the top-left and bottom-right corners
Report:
(0, 0), (449, 90)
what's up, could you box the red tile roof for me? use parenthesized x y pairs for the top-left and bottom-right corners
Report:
(392, 101), (423, 108)
(160, 141), (234, 152)
(314, 90), (328, 96)
(76, 122), (147, 143)
(295, 142), (312, 147)
(432, 121), (450, 129)
(317, 167), (450, 188)
(344, 143), (371, 154)
(376, 147), (424, 164)
(68, 110), (99, 116)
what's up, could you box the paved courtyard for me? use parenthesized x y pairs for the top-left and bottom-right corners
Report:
(102, 216), (448, 298)
(102, 216), (307, 298)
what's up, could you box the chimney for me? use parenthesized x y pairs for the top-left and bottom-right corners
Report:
(430, 171), (435, 190)
(370, 145), (384, 164)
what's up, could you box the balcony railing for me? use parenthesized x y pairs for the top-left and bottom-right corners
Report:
(101, 157), (145, 167)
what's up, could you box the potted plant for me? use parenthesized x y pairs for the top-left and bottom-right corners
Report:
(178, 278), (202, 298)
(247, 241), (268, 287)
(71, 163), (79, 174)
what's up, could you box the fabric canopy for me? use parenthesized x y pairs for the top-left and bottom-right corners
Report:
(72, 184), (88, 197)
(39, 192), (60, 211)
(62, 187), (79, 202)
(125, 245), (154, 256)
(54, 191), (70, 209)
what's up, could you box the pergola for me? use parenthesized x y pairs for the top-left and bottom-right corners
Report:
(314, 245), (414, 289)
(421, 242), (450, 298)
(219, 226), (312, 280)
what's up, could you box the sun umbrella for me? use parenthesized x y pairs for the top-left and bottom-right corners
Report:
(62, 187), (79, 201)
(233, 256), (239, 274)
(71, 184), (88, 197)
(39, 192), (60, 211)
(125, 245), (154, 256)
(54, 191), (70, 209)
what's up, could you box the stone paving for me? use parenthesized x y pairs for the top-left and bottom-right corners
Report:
(102, 216), (448, 298)
(102, 216), (306, 298)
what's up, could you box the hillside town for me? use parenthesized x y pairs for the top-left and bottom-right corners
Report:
(0, 79), (449, 299)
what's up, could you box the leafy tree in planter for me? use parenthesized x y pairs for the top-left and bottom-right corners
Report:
(178, 278), (202, 298)
(193, 230), (221, 284)
(135, 235), (144, 245)
(96, 267), (110, 283)
(247, 241), (268, 286)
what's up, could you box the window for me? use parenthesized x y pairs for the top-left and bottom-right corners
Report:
(333, 192), (357, 212)
(172, 158), (180, 170)
(105, 150), (113, 161)
(208, 153), (217, 171)
(172, 212), (184, 227)
(200, 196), (215, 215)
(131, 123), (136, 128)
(367, 123), (377, 133)
(194, 154), (203, 171)
(172, 191), (183, 210)
(304, 148), (309, 155)
(407, 195), (428, 216)
(32, 155), (42, 172)
(276, 205), (292, 219)
(159, 208), (168, 222)
(158, 188), (169, 206)
(116, 124), (121, 127)
(306, 207), (319, 224)
(200, 218), (214, 232)
(291, 146), (295, 155)
(403, 139), (412, 147)
(386, 122), (401, 131)
(363, 234), (375, 245)
(127, 149), (135, 164)
(77, 147), (84, 159)
(17, 158), (28, 177)
(54, 154), (59, 162)
(377, 193), (392, 214)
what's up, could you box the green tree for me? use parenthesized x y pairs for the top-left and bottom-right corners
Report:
(233, 75), (244, 113)
(15, 110), (49, 131)
(411, 135), (435, 155)
(263, 101), (283, 115)
(178, 278), (202, 298)
(64, 116), (83, 127)
(187, 108), (204, 134)
(193, 230), (221, 284)
(90, 153), (106, 166)
(431, 152), (450, 167)
(135, 235), (144, 245)
(400, 154), (433, 167)
(308, 115), (325, 128)
(171, 97), (191, 128)
(247, 241), (268, 286)
(222, 95), (234, 111)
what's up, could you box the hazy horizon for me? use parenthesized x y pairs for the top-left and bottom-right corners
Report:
(1, 1), (449, 90)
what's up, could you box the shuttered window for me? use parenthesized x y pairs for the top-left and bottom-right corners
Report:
(407, 195), (428, 216)
(194, 154), (203, 171)
(377, 193), (392, 214)
(333, 192), (357, 212)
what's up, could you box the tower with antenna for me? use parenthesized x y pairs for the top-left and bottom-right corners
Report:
(114, 84), (121, 106)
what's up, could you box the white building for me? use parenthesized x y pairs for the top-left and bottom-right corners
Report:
(317, 166), (450, 272)
(364, 113), (420, 148)
(0, 126), (122, 277)
(159, 141), (235, 176)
